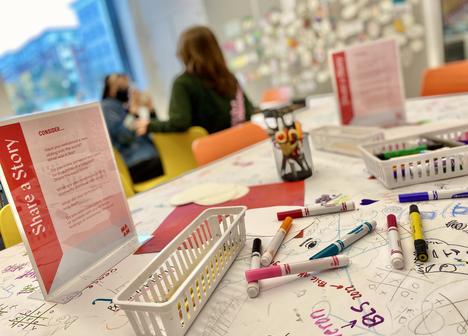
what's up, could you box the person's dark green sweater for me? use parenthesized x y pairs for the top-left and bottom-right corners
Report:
(148, 73), (254, 134)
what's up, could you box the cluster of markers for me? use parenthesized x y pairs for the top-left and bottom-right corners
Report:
(245, 201), (376, 298)
(388, 203), (428, 268)
(244, 188), (446, 298)
(387, 187), (468, 267)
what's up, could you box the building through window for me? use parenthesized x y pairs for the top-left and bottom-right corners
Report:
(0, 0), (130, 114)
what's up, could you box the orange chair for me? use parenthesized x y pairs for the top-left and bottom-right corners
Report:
(261, 86), (292, 104)
(192, 122), (269, 166)
(421, 61), (468, 96)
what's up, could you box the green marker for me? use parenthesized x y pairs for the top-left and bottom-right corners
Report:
(377, 144), (443, 160)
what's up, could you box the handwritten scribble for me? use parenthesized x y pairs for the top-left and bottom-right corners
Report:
(9, 303), (56, 331)
(445, 220), (468, 234)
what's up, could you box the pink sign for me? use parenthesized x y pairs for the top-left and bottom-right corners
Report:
(330, 39), (406, 127)
(0, 103), (137, 302)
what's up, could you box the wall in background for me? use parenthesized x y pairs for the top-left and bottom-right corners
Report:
(128, 0), (208, 118)
(125, 0), (443, 115)
(205, 0), (429, 101)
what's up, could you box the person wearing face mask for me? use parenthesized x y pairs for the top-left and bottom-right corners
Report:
(101, 73), (164, 183)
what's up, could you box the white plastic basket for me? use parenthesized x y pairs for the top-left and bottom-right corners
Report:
(359, 124), (468, 189)
(310, 125), (384, 157)
(114, 206), (246, 336)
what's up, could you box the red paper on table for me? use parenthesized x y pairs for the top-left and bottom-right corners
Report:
(135, 181), (304, 254)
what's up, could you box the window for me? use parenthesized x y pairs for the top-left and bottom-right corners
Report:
(0, 0), (131, 114)
(441, 0), (468, 62)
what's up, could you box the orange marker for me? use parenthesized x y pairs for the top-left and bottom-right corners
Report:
(295, 121), (303, 139)
(261, 217), (293, 266)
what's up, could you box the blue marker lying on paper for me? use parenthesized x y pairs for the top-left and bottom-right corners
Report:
(399, 189), (468, 203)
(309, 220), (377, 260)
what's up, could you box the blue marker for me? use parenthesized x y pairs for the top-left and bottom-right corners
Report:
(399, 189), (468, 203)
(309, 221), (377, 260)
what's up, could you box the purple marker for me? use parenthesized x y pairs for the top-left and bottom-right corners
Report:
(399, 189), (468, 203)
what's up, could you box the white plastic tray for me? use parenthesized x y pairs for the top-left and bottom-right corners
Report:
(359, 124), (468, 188)
(114, 206), (246, 336)
(310, 125), (384, 157)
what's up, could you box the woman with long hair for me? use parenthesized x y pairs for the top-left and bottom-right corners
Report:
(148, 26), (254, 134)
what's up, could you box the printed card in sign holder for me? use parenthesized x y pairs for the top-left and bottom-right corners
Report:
(329, 38), (406, 127)
(0, 103), (141, 303)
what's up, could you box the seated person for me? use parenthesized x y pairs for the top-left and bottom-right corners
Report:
(0, 182), (7, 207)
(149, 26), (254, 134)
(101, 74), (164, 183)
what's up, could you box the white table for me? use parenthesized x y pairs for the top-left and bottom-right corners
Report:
(1, 94), (468, 336)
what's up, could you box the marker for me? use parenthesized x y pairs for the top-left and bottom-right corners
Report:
(422, 135), (464, 147)
(309, 220), (377, 260)
(387, 214), (404, 269)
(376, 144), (443, 160)
(245, 255), (349, 282)
(276, 201), (355, 220)
(247, 238), (262, 298)
(399, 189), (468, 203)
(409, 204), (428, 262)
(261, 217), (293, 266)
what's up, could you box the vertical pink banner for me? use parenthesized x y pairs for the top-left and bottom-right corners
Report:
(0, 123), (63, 293)
(332, 51), (354, 125)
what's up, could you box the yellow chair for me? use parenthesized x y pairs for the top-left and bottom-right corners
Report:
(112, 126), (207, 195)
(0, 204), (22, 248)
(119, 172), (135, 197)
(152, 126), (208, 179)
(112, 148), (167, 195)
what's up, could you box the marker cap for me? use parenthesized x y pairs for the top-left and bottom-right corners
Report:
(252, 238), (262, 254)
(245, 265), (282, 282)
(399, 192), (428, 203)
(247, 283), (260, 298)
(345, 201), (356, 210)
(277, 209), (303, 220)
(409, 204), (420, 214)
(415, 239), (428, 262)
(261, 253), (272, 267)
(280, 217), (293, 232)
(387, 214), (397, 229)
(391, 255), (404, 269)
(367, 220), (377, 230)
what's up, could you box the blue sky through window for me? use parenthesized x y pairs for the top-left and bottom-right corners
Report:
(0, 0), (78, 55)
(0, 0), (126, 115)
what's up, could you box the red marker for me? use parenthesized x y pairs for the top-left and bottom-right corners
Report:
(277, 201), (355, 220)
(387, 214), (404, 269)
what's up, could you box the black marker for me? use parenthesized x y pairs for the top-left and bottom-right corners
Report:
(247, 238), (262, 298)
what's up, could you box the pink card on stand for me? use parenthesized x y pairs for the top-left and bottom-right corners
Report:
(135, 181), (305, 254)
(0, 103), (138, 303)
(330, 38), (406, 127)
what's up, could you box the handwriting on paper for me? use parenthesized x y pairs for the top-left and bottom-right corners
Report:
(0, 303), (18, 317)
(310, 308), (343, 336)
(416, 239), (468, 276)
(309, 275), (385, 329)
(17, 284), (39, 295)
(2, 263), (29, 273)
(85, 267), (118, 289)
(350, 301), (385, 327)
(445, 220), (468, 234)
(15, 269), (36, 280)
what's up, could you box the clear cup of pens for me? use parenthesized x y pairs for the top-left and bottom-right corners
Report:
(263, 107), (313, 182)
